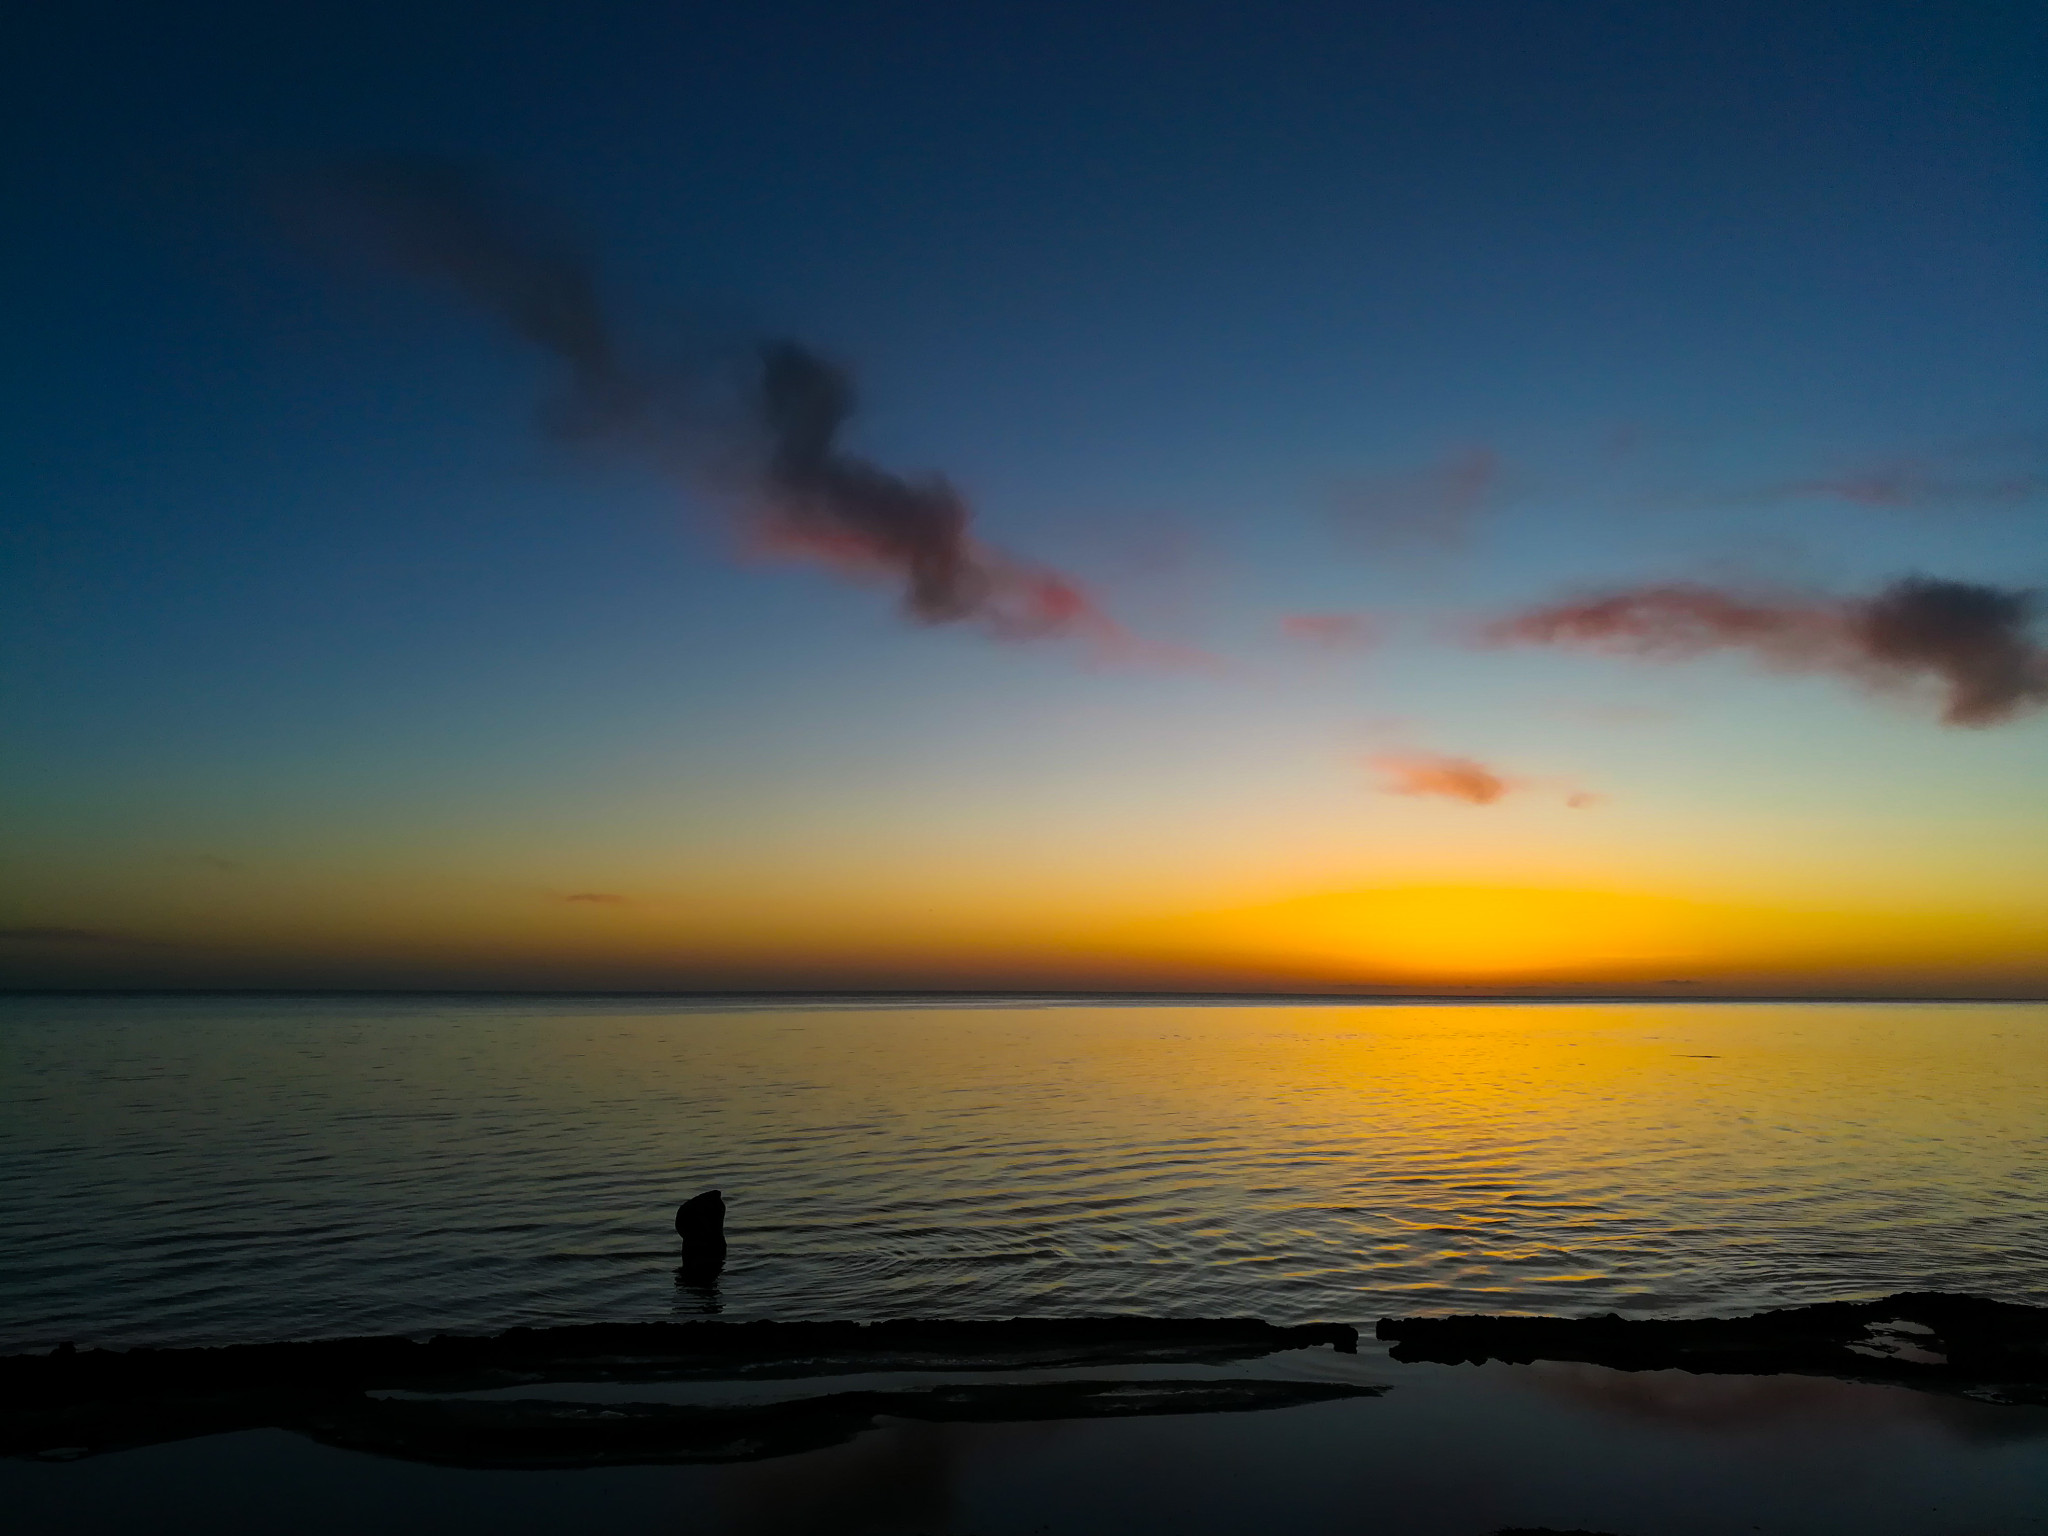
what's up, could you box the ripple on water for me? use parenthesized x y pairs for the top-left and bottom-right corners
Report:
(1, 995), (2046, 1348)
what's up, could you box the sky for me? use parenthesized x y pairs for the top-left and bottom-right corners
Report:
(4, 0), (2045, 994)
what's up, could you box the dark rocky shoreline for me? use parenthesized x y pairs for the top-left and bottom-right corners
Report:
(0, 1317), (1359, 1466)
(1379, 1290), (2048, 1402)
(11, 1294), (2048, 1469)
(4, 1315), (1358, 1395)
(12, 1375), (1383, 1471)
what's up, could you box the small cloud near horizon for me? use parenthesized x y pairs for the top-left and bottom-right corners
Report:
(1370, 750), (1512, 804)
(556, 891), (631, 906)
(1367, 749), (1603, 809)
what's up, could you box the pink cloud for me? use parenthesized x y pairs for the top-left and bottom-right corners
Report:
(1365, 747), (1603, 808)
(1368, 750), (1514, 805)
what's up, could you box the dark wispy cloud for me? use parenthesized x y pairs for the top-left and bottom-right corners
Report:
(1485, 576), (2048, 727)
(748, 343), (1133, 642)
(556, 891), (630, 905)
(296, 162), (1138, 653)
(313, 161), (636, 421)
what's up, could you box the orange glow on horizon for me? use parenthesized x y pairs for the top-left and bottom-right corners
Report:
(1115, 883), (2048, 992)
(1140, 885), (1705, 983)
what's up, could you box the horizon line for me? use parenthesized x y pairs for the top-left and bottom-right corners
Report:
(3, 987), (2044, 1005)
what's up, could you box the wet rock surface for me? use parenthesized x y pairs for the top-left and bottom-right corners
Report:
(8, 1375), (1378, 1471)
(1379, 1290), (2048, 1402)
(288, 1377), (1381, 1470)
(0, 1317), (1360, 1466)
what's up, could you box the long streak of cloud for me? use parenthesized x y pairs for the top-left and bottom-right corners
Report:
(299, 162), (1135, 651)
(1484, 576), (2048, 726)
(1780, 464), (2046, 509)
(1759, 436), (2047, 511)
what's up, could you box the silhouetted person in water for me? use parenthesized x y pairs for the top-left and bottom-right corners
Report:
(675, 1189), (726, 1284)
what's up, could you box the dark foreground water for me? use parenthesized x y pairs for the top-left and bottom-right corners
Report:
(2, 995), (2044, 1350)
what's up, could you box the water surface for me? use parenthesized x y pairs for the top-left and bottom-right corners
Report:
(2, 996), (2043, 1349)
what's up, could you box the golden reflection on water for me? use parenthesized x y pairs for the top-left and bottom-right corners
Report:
(1, 998), (2044, 1348)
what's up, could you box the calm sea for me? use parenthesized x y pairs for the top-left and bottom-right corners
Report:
(1, 995), (2043, 1352)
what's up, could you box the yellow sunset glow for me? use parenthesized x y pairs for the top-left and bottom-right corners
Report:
(1118, 883), (2048, 991)
(1158, 886), (1706, 981)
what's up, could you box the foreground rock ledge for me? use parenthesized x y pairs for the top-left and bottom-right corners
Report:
(6, 1316), (1357, 1395)
(1377, 1291), (2048, 1402)
(0, 1317), (1360, 1466)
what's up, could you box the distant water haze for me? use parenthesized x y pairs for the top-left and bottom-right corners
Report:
(2, 995), (2043, 1352)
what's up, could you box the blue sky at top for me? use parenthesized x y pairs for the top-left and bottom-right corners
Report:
(4, 1), (2044, 986)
